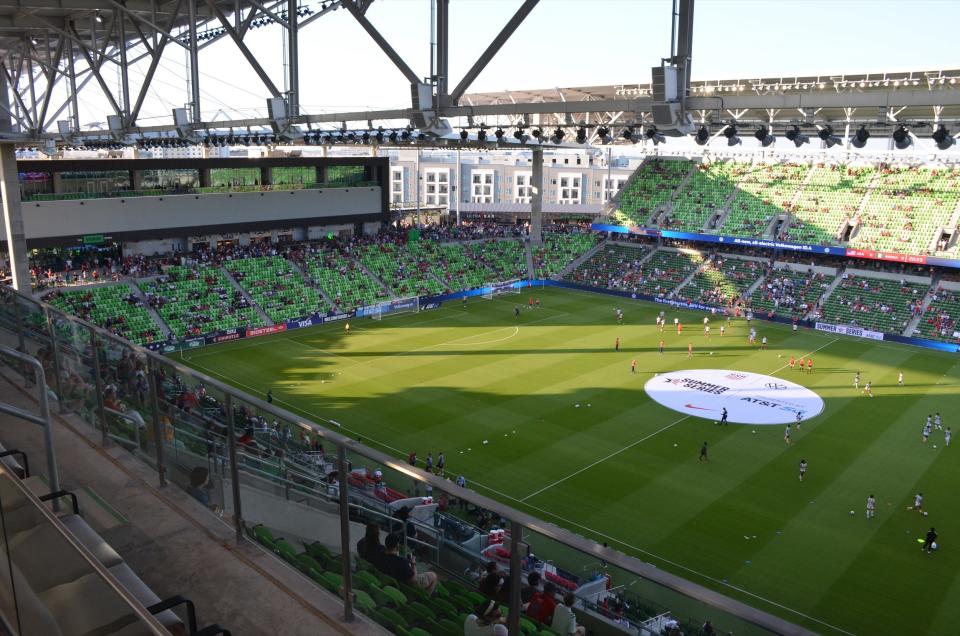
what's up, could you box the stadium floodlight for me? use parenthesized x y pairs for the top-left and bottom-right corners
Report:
(818, 125), (842, 148)
(694, 125), (710, 145)
(374, 129), (385, 144)
(477, 128), (488, 143)
(459, 129), (469, 142)
(551, 127), (565, 144)
(531, 128), (543, 142)
(514, 128), (530, 144)
(851, 125), (870, 148)
(893, 125), (912, 149)
(94, 10), (103, 23)
(622, 126), (640, 143)
(754, 126), (775, 147)
(723, 123), (741, 146)
(932, 125), (956, 150)
(596, 126), (611, 144)
(361, 131), (370, 143)
(494, 127), (505, 142)
(388, 131), (398, 143)
(644, 126), (665, 145)
(401, 128), (411, 141)
(785, 125), (809, 147)
(576, 126), (587, 144)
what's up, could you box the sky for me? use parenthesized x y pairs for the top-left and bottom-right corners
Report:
(67, 0), (960, 128)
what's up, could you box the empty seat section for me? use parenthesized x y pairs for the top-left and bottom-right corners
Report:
(565, 244), (649, 291)
(633, 249), (704, 297)
(46, 285), (162, 345)
(614, 158), (693, 226)
(225, 255), (328, 323)
(677, 256), (763, 306)
(665, 160), (737, 232)
(721, 162), (809, 237)
(359, 242), (446, 297)
(462, 239), (528, 281)
(786, 163), (874, 245)
(304, 244), (388, 312)
(820, 275), (927, 333)
(532, 232), (599, 278)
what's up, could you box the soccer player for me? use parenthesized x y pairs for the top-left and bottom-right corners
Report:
(705, 325), (711, 339)
(898, 370), (904, 386)
(806, 358), (813, 374)
(796, 411), (804, 431)
(658, 339), (665, 355)
(615, 337), (620, 352)
(761, 336), (767, 350)
(514, 306), (520, 318)
(425, 452), (434, 473)
(677, 321), (683, 335)
(784, 424), (792, 445)
(703, 316), (709, 327)
(720, 324), (726, 337)
(789, 355), (796, 370)
(699, 442), (709, 462)
(863, 381), (874, 397)
(536, 298), (541, 309)
(529, 297), (534, 309)
(866, 494), (876, 519)
(946, 427), (952, 447)
(798, 459), (807, 481)
(914, 492), (924, 514)
(688, 342), (693, 357)
(462, 296), (467, 309)
(797, 356), (805, 371)
(720, 407), (728, 425)
(267, 389), (273, 404)
(854, 371), (860, 389)
(923, 527), (937, 554)
(345, 322), (351, 334)
(934, 412), (942, 430)
(631, 359), (636, 374)
(922, 421), (931, 443)
(617, 308), (623, 324)
(437, 452), (445, 476)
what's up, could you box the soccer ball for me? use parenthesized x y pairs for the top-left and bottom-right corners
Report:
(850, 510), (855, 515)
(673, 443), (678, 447)
(924, 511), (929, 516)
(575, 403), (580, 408)
(710, 352), (714, 355)
(778, 354), (782, 358)
(932, 542), (939, 550)
(934, 445), (938, 449)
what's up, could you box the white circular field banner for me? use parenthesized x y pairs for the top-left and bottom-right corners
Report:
(643, 369), (824, 425)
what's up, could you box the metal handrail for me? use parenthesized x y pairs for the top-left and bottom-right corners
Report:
(0, 344), (60, 499)
(1, 284), (814, 636)
(0, 464), (169, 634)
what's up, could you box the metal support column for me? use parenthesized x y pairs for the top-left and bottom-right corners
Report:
(508, 520), (522, 635)
(89, 328), (108, 446)
(286, 0), (299, 117)
(66, 40), (80, 131)
(0, 143), (30, 293)
(43, 307), (66, 413)
(435, 0), (449, 105)
(187, 0), (202, 122)
(117, 13), (131, 122)
(147, 357), (167, 486)
(530, 146), (543, 247)
(455, 147), (461, 225)
(224, 394), (244, 543)
(337, 444), (354, 622)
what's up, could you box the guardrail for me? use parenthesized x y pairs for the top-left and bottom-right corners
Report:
(0, 282), (814, 636)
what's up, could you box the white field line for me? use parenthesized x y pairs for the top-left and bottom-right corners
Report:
(437, 326), (519, 346)
(468, 477), (856, 636)
(519, 337), (841, 502)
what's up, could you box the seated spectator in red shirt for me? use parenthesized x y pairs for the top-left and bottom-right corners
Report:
(526, 581), (558, 625)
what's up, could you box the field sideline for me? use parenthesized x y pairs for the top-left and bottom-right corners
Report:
(180, 287), (960, 635)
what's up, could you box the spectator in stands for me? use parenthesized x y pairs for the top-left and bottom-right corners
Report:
(464, 599), (508, 636)
(551, 592), (585, 636)
(188, 467), (211, 507)
(521, 571), (542, 606)
(479, 561), (510, 603)
(526, 581), (558, 625)
(378, 532), (438, 595)
(356, 522), (384, 567)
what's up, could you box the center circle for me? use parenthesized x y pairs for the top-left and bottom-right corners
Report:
(643, 369), (824, 425)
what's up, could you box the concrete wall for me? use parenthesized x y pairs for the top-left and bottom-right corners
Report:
(3, 186), (382, 243)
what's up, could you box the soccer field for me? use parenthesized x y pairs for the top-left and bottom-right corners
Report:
(180, 287), (960, 635)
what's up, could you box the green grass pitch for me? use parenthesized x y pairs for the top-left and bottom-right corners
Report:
(180, 288), (960, 635)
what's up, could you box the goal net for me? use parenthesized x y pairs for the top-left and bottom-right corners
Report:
(481, 280), (522, 300)
(370, 296), (420, 321)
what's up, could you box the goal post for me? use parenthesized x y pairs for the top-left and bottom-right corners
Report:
(370, 296), (420, 321)
(481, 280), (522, 300)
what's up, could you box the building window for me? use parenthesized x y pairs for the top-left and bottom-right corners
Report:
(471, 170), (494, 203)
(424, 169), (449, 207)
(391, 168), (404, 204)
(557, 173), (582, 204)
(514, 172), (533, 204)
(603, 177), (629, 202)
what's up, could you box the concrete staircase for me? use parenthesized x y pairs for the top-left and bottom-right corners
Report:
(220, 266), (273, 325)
(556, 240), (606, 280)
(355, 260), (396, 299)
(670, 252), (712, 298)
(705, 188), (741, 234)
(285, 257), (338, 311)
(903, 274), (941, 337)
(123, 277), (173, 339)
(804, 266), (846, 321)
(743, 272), (768, 299)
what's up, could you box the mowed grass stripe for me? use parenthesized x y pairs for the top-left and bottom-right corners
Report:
(180, 288), (960, 636)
